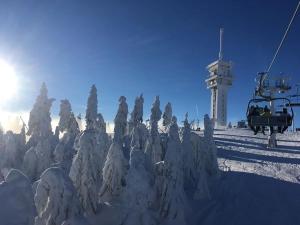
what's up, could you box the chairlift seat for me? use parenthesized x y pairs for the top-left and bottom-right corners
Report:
(248, 115), (292, 127)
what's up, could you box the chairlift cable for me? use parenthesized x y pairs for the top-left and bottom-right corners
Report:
(266, 0), (300, 73)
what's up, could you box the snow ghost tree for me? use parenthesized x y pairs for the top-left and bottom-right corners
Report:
(85, 84), (98, 130)
(58, 99), (79, 134)
(145, 96), (163, 167)
(128, 94), (148, 154)
(120, 149), (156, 225)
(23, 147), (38, 182)
(130, 94), (144, 127)
(27, 83), (55, 145)
(35, 167), (82, 225)
(54, 99), (80, 173)
(158, 116), (187, 225)
(181, 113), (197, 190)
(84, 85), (110, 173)
(0, 131), (23, 170)
(114, 96), (128, 144)
(162, 102), (172, 129)
(101, 98), (129, 201)
(192, 114), (219, 200)
(203, 114), (219, 177)
(69, 130), (102, 215)
(23, 83), (56, 180)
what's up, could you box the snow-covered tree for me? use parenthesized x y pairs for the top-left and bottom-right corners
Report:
(162, 102), (172, 129)
(128, 95), (148, 153)
(120, 149), (156, 225)
(145, 96), (163, 165)
(114, 96), (128, 144)
(84, 85), (110, 172)
(203, 114), (219, 176)
(192, 114), (218, 200)
(158, 116), (187, 225)
(130, 94), (144, 126)
(35, 138), (54, 178)
(69, 130), (102, 215)
(23, 147), (38, 182)
(27, 83), (55, 143)
(181, 113), (197, 190)
(58, 99), (79, 134)
(85, 85), (98, 130)
(101, 98), (129, 200)
(54, 100), (80, 173)
(35, 167), (82, 225)
(101, 141), (128, 200)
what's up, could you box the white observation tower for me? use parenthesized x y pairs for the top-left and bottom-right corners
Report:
(205, 28), (233, 128)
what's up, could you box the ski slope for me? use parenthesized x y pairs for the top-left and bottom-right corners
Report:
(196, 128), (300, 225)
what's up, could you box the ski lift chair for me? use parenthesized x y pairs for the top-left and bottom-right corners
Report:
(246, 98), (293, 135)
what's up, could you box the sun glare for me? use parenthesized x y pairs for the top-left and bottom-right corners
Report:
(0, 59), (18, 104)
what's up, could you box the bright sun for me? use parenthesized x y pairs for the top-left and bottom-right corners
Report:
(0, 59), (18, 104)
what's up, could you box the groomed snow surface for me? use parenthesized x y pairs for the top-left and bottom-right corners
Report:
(198, 128), (300, 225)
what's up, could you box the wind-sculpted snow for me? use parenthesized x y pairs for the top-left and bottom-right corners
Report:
(35, 167), (82, 225)
(0, 169), (36, 225)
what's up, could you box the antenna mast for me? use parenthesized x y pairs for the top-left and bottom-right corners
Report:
(219, 28), (224, 60)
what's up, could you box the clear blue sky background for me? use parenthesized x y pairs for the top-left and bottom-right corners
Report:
(1, 0), (300, 126)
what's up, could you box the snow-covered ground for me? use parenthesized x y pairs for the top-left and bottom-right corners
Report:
(215, 128), (300, 183)
(194, 128), (300, 225)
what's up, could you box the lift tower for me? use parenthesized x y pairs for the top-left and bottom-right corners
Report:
(205, 28), (234, 128)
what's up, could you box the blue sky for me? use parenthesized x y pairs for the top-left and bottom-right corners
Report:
(0, 0), (300, 128)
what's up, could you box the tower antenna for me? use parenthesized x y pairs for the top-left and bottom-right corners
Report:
(219, 28), (224, 60)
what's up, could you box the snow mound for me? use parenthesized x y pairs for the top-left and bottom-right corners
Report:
(0, 169), (36, 225)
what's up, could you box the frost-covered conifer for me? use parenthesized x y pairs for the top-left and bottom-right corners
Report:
(192, 114), (218, 200)
(23, 147), (38, 182)
(101, 98), (129, 200)
(130, 94), (144, 127)
(159, 116), (187, 225)
(35, 167), (82, 225)
(121, 149), (156, 225)
(54, 100), (80, 173)
(181, 113), (197, 189)
(162, 102), (172, 129)
(114, 96), (128, 144)
(85, 85), (98, 130)
(128, 95), (148, 153)
(35, 138), (54, 177)
(69, 130), (102, 215)
(203, 114), (218, 176)
(145, 96), (163, 165)
(27, 83), (55, 142)
(84, 85), (110, 172)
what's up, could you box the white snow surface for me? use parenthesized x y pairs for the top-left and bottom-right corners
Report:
(192, 128), (300, 225)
